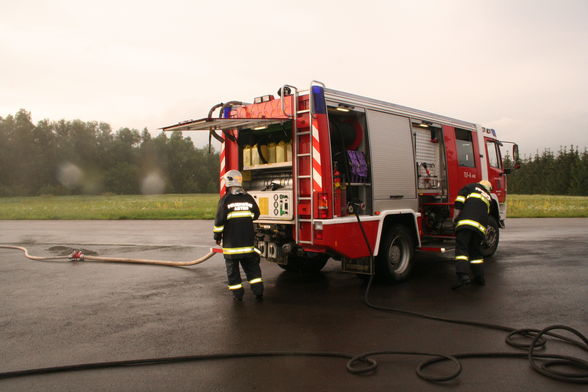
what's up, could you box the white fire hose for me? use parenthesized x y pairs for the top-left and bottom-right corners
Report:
(0, 245), (221, 267)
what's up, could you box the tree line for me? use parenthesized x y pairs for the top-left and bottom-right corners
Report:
(2, 110), (587, 197)
(505, 146), (588, 195)
(0, 110), (219, 196)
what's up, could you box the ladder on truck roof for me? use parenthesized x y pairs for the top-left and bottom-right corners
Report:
(283, 81), (324, 246)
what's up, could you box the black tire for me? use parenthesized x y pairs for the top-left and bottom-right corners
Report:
(376, 224), (415, 283)
(279, 252), (329, 273)
(481, 215), (500, 258)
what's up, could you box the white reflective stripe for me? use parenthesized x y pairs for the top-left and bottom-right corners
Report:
(223, 246), (255, 254)
(227, 211), (254, 219)
(254, 247), (262, 254)
(313, 167), (323, 189)
(313, 145), (321, 161)
(467, 192), (490, 207)
(249, 278), (263, 284)
(470, 259), (484, 264)
(213, 225), (224, 232)
(456, 219), (486, 234)
(455, 255), (469, 261)
(455, 196), (466, 203)
(228, 283), (243, 290)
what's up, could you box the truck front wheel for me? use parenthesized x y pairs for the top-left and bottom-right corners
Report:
(279, 252), (329, 273)
(376, 224), (415, 283)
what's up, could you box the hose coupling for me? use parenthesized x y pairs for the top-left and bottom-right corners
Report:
(69, 250), (85, 262)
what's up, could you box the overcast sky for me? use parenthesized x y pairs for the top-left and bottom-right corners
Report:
(1, 0), (587, 156)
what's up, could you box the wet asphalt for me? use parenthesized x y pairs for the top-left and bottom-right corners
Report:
(0, 218), (586, 391)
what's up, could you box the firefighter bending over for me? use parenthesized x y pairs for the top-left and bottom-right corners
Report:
(452, 180), (493, 289)
(213, 170), (263, 301)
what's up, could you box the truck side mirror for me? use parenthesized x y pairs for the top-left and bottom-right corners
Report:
(513, 144), (521, 169)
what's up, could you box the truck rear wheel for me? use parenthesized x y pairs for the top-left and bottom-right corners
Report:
(279, 252), (329, 273)
(481, 216), (500, 258)
(376, 224), (415, 283)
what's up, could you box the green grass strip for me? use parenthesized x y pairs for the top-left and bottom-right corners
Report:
(0, 194), (587, 220)
(507, 194), (588, 218)
(0, 194), (219, 220)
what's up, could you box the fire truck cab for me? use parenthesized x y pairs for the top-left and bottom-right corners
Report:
(164, 82), (519, 282)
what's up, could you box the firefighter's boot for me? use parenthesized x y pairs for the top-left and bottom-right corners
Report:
(232, 288), (244, 301)
(452, 273), (471, 290)
(471, 264), (485, 286)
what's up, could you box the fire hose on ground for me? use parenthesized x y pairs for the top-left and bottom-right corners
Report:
(0, 244), (221, 266)
(0, 242), (586, 385)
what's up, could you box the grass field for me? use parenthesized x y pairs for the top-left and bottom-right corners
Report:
(506, 194), (588, 218)
(0, 194), (587, 220)
(0, 194), (219, 220)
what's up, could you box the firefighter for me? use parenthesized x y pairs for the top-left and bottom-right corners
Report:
(452, 180), (493, 289)
(213, 170), (263, 301)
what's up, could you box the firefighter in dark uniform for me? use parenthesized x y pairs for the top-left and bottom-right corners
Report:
(452, 180), (493, 289)
(213, 170), (263, 301)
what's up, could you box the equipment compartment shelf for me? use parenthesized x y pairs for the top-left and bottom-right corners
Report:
(243, 162), (292, 170)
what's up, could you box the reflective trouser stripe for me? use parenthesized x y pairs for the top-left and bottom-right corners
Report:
(456, 219), (486, 234)
(455, 255), (469, 261)
(249, 278), (263, 284)
(470, 259), (484, 264)
(213, 225), (224, 233)
(228, 283), (243, 290)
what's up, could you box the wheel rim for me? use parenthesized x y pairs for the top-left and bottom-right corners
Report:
(386, 235), (409, 274)
(484, 226), (498, 249)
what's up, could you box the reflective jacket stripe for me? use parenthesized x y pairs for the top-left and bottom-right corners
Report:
(227, 211), (255, 219)
(213, 225), (224, 233)
(224, 246), (256, 255)
(467, 192), (490, 208)
(456, 219), (487, 234)
(455, 195), (466, 203)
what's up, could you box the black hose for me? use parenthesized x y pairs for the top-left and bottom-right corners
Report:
(352, 207), (587, 384)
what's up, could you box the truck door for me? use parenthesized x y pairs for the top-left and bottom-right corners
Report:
(484, 138), (506, 203)
(444, 126), (481, 202)
(367, 110), (417, 211)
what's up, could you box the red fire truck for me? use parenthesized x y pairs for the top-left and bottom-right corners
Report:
(163, 81), (519, 282)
